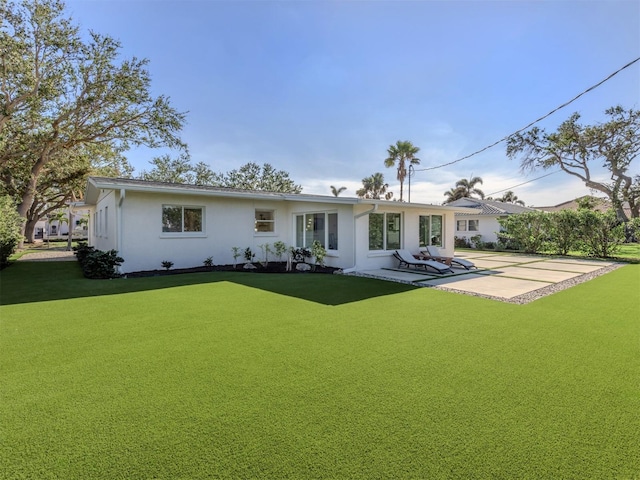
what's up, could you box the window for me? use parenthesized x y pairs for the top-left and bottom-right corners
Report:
(104, 206), (108, 236)
(369, 212), (402, 251)
(295, 212), (338, 250)
(255, 210), (275, 233)
(419, 215), (443, 247)
(456, 219), (479, 232)
(162, 205), (203, 233)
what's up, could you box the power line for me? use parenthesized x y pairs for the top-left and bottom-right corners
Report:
(485, 170), (560, 197)
(414, 56), (640, 173)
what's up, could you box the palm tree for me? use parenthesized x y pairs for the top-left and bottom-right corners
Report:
(330, 185), (346, 197)
(50, 210), (68, 237)
(356, 173), (393, 200)
(443, 176), (485, 204)
(443, 187), (466, 204)
(499, 190), (525, 205)
(384, 140), (420, 202)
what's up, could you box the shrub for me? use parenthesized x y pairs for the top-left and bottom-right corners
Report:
(257, 243), (272, 267)
(79, 249), (124, 279)
(291, 247), (311, 263)
(454, 236), (470, 248)
(73, 242), (96, 263)
(498, 211), (551, 253)
(243, 247), (255, 263)
(273, 241), (287, 261)
(577, 210), (624, 257)
(161, 260), (174, 270)
(310, 240), (327, 268)
(626, 218), (640, 243)
(548, 210), (581, 255)
(0, 196), (24, 269)
(231, 247), (242, 268)
(470, 235), (484, 250)
(203, 256), (214, 267)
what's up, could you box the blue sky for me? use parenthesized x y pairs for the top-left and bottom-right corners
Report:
(66, 0), (639, 206)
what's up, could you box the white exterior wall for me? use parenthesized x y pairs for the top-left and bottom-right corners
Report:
(454, 216), (502, 244)
(110, 191), (356, 273)
(288, 202), (355, 270)
(92, 189), (119, 252)
(352, 206), (456, 270)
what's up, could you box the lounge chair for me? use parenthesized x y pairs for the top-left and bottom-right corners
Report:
(422, 245), (476, 270)
(393, 249), (452, 274)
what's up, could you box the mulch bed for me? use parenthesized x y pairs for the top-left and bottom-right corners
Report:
(125, 262), (340, 278)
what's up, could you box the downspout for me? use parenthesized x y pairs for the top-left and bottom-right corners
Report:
(342, 203), (378, 273)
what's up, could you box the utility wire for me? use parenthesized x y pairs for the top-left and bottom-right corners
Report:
(485, 170), (560, 197)
(414, 56), (640, 173)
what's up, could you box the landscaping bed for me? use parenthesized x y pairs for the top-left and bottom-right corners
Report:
(125, 262), (340, 278)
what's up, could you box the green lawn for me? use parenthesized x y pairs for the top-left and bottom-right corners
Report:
(1, 261), (639, 479)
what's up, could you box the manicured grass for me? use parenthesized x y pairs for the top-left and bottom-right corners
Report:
(614, 242), (640, 260)
(1, 262), (639, 479)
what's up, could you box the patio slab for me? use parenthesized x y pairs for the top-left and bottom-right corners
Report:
(469, 258), (521, 268)
(487, 266), (583, 283)
(524, 261), (610, 274)
(418, 273), (553, 299)
(352, 253), (620, 303)
(359, 269), (439, 282)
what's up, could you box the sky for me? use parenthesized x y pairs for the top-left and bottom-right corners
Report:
(65, 0), (640, 206)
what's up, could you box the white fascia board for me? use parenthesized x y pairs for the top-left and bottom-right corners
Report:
(356, 198), (478, 214)
(85, 177), (360, 206)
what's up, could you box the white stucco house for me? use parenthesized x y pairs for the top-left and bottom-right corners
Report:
(81, 176), (477, 274)
(447, 198), (536, 244)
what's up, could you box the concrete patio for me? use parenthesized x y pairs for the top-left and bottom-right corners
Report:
(353, 252), (619, 303)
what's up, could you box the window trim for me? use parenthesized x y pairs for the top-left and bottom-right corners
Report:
(369, 212), (403, 251)
(419, 214), (444, 248)
(161, 204), (205, 236)
(255, 209), (276, 235)
(294, 211), (339, 251)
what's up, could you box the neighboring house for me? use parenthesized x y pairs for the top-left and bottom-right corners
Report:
(536, 195), (632, 219)
(81, 176), (477, 274)
(447, 198), (536, 244)
(33, 209), (90, 240)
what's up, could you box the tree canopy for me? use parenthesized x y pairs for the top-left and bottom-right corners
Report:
(443, 176), (485, 204)
(330, 186), (346, 197)
(0, 0), (187, 242)
(139, 158), (302, 193)
(384, 140), (420, 202)
(356, 173), (393, 200)
(507, 106), (640, 220)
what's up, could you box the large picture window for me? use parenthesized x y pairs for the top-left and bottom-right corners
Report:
(162, 205), (203, 233)
(419, 215), (443, 247)
(295, 212), (338, 250)
(369, 212), (402, 251)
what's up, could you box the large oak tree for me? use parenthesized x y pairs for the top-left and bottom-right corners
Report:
(1, 0), (187, 243)
(507, 106), (640, 220)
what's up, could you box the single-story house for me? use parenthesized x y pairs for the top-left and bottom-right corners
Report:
(536, 195), (632, 219)
(33, 208), (90, 240)
(80, 176), (477, 274)
(446, 197), (536, 244)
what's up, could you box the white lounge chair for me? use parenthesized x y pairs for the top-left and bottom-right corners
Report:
(393, 249), (452, 274)
(423, 245), (476, 270)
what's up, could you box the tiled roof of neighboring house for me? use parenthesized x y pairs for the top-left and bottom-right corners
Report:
(536, 195), (632, 218)
(447, 198), (536, 216)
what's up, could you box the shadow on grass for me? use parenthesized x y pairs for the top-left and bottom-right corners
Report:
(0, 261), (417, 307)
